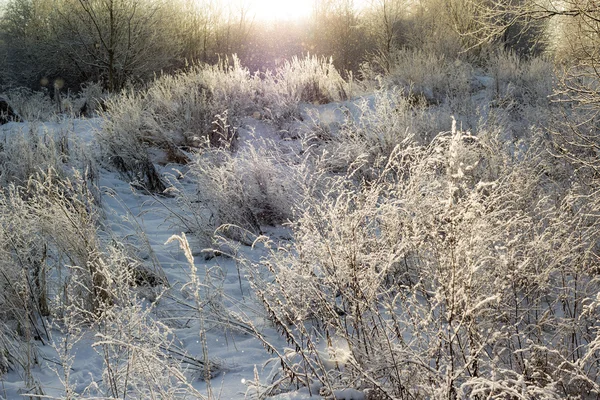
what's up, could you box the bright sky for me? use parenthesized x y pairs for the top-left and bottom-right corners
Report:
(247, 0), (315, 21)
(225, 0), (370, 22)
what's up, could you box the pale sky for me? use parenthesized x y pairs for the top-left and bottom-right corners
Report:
(226, 0), (370, 22)
(248, 0), (315, 21)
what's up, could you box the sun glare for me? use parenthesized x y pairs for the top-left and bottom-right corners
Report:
(212, 0), (371, 22)
(252, 0), (315, 21)
(224, 0), (315, 21)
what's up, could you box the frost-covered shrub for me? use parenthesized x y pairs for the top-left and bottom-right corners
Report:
(4, 88), (57, 121)
(269, 55), (353, 105)
(0, 163), (161, 327)
(246, 120), (600, 398)
(376, 49), (473, 105)
(0, 167), (188, 395)
(167, 139), (300, 248)
(97, 91), (168, 193)
(100, 55), (272, 154)
(301, 88), (455, 182)
(0, 124), (67, 186)
(487, 49), (555, 107)
(0, 170), (99, 379)
(3, 87), (98, 121)
(97, 54), (358, 196)
(44, 237), (206, 399)
(88, 297), (206, 399)
(140, 56), (255, 147)
(78, 81), (110, 117)
(99, 54), (355, 178)
(97, 56), (256, 191)
(0, 122), (97, 190)
(251, 55), (358, 126)
(0, 170), (109, 316)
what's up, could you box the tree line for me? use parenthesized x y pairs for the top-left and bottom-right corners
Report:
(0, 0), (597, 96)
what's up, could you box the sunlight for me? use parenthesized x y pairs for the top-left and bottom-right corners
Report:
(224, 0), (315, 21)
(248, 0), (314, 21)
(205, 0), (371, 22)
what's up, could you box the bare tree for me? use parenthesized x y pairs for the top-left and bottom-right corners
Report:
(310, 0), (366, 72)
(54, 0), (180, 91)
(214, 0), (254, 59)
(365, 0), (406, 61)
(176, 0), (224, 64)
(0, 0), (64, 88)
(0, 0), (182, 91)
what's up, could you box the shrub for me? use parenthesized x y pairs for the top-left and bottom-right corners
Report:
(363, 49), (473, 105)
(244, 119), (600, 398)
(300, 88), (459, 183)
(3, 88), (58, 121)
(486, 49), (555, 108)
(165, 137), (301, 249)
(0, 124), (66, 186)
(98, 54), (356, 185)
(99, 56), (256, 153)
(88, 294), (208, 399)
(273, 55), (353, 105)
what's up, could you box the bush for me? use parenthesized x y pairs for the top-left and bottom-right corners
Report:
(0, 124), (66, 186)
(274, 55), (353, 104)
(362, 49), (473, 105)
(244, 119), (600, 398)
(97, 56), (254, 187)
(165, 137), (301, 249)
(486, 49), (555, 108)
(86, 294), (208, 399)
(99, 54), (356, 192)
(300, 87), (459, 183)
(3, 88), (58, 121)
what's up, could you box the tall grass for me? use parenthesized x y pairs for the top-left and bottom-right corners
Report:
(162, 136), (300, 251)
(3, 84), (108, 122)
(242, 116), (600, 398)
(97, 55), (356, 191)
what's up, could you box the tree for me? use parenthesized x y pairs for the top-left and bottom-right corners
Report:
(0, 0), (64, 89)
(472, 0), (600, 166)
(214, 0), (254, 59)
(175, 0), (224, 64)
(54, 0), (180, 91)
(310, 0), (367, 72)
(365, 0), (406, 61)
(361, 0), (491, 63)
(402, 0), (491, 58)
(0, 0), (181, 91)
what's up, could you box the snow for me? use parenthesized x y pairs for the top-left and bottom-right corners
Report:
(0, 77), (534, 399)
(0, 115), (315, 399)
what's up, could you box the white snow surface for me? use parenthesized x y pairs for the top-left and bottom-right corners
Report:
(0, 113), (345, 399)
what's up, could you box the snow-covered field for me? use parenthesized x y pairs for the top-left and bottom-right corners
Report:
(0, 115), (305, 399)
(0, 52), (599, 399)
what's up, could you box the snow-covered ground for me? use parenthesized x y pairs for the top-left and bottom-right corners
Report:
(1, 60), (593, 398)
(0, 114), (316, 399)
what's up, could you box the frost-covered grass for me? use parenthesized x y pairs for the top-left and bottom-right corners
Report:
(96, 55), (356, 194)
(3, 83), (109, 122)
(245, 120), (600, 398)
(0, 48), (598, 399)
